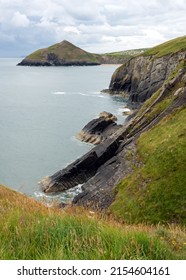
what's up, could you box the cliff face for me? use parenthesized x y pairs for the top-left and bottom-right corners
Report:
(109, 51), (186, 102)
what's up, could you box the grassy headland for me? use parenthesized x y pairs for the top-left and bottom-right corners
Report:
(2, 35), (186, 260)
(20, 40), (147, 65)
(143, 35), (186, 58)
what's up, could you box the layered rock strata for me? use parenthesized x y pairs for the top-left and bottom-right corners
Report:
(76, 112), (120, 145)
(109, 51), (186, 102)
(39, 68), (186, 209)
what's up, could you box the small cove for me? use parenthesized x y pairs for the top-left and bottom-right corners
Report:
(0, 59), (128, 202)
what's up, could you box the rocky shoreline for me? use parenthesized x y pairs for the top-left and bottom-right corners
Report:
(17, 59), (100, 67)
(76, 111), (121, 145)
(39, 61), (186, 210)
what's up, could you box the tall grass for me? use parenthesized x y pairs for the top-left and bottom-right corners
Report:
(0, 185), (185, 259)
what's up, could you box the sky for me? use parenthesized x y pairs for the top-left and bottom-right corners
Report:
(0, 0), (186, 57)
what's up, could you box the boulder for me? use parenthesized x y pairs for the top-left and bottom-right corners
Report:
(76, 112), (120, 144)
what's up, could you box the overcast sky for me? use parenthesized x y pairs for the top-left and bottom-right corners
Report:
(0, 0), (186, 57)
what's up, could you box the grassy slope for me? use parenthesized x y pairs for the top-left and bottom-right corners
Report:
(143, 35), (186, 58)
(2, 36), (186, 260)
(26, 41), (147, 64)
(27, 41), (100, 63)
(100, 49), (148, 61)
(110, 58), (186, 225)
(0, 184), (185, 260)
(110, 107), (186, 224)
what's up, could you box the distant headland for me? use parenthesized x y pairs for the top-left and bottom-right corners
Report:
(17, 40), (147, 66)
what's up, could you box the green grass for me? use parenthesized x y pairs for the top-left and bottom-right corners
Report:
(0, 185), (185, 259)
(143, 35), (186, 58)
(102, 49), (148, 59)
(27, 40), (100, 63)
(25, 42), (148, 64)
(110, 107), (186, 226)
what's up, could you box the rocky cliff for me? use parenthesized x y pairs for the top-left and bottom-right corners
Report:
(39, 66), (186, 209)
(109, 36), (186, 102)
(39, 36), (186, 220)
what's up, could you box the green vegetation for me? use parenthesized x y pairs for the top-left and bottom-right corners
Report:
(28, 49), (47, 60)
(0, 184), (185, 260)
(143, 35), (186, 58)
(25, 41), (148, 64)
(110, 49), (186, 228)
(27, 40), (100, 63)
(3, 35), (186, 259)
(101, 49), (148, 62)
(110, 106), (186, 225)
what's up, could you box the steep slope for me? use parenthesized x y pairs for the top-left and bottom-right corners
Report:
(2, 184), (185, 259)
(110, 83), (186, 224)
(109, 36), (186, 102)
(39, 60), (186, 225)
(18, 40), (100, 66)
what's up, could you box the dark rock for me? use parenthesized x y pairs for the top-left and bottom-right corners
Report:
(39, 125), (129, 193)
(76, 112), (120, 144)
(17, 59), (100, 66)
(109, 51), (186, 103)
(38, 57), (186, 211)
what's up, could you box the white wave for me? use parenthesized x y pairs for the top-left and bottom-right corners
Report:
(71, 135), (93, 147)
(90, 91), (101, 95)
(98, 95), (107, 98)
(34, 183), (83, 206)
(117, 107), (131, 115)
(52, 91), (66, 95)
(122, 108), (131, 112)
(78, 92), (88, 96)
(51, 91), (107, 99)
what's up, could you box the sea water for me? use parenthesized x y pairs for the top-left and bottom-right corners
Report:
(0, 58), (127, 203)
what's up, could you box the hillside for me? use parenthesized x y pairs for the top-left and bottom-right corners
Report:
(1, 35), (186, 260)
(0, 184), (185, 259)
(17, 40), (100, 66)
(97, 48), (148, 64)
(17, 40), (147, 66)
(143, 35), (186, 58)
(39, 35), (186, 225)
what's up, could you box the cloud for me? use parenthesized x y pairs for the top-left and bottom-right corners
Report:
(64, 26), (81, 35)
(0, 0), (186, 56)
(11, 11), (30, 27)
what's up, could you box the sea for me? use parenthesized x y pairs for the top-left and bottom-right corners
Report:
(0, 58), (128, 204)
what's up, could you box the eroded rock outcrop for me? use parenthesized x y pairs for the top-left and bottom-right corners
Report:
(76, 112), (120, 145)
(39, 67), (186, 209)
(109, 51), (186, 102)
(39, 129), (128, 193)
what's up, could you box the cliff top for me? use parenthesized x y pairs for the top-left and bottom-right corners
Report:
(143, 35), (186, 58)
